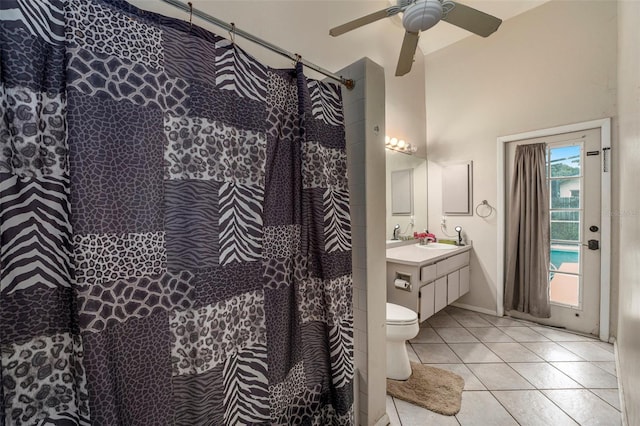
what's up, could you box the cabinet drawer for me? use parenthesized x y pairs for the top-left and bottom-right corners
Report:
(419, 283), (435, 322)
(436, 252), (470, 277)
(420, 264), (437, 283)
(434, 277), (447, 313)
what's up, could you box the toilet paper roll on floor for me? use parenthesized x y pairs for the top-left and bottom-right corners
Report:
(394, 278), (410, 290)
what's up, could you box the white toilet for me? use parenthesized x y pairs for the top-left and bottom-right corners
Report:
(386, 302), (419, 380)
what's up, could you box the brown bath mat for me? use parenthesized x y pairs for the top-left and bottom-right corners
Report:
(387, 363), (465, 416)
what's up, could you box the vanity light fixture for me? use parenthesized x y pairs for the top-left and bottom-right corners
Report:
(385, 135), (418, 154)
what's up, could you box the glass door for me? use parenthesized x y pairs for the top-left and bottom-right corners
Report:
(547, 143), (582, 308)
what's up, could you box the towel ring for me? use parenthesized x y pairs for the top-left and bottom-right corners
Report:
(475, 200), (495, 218)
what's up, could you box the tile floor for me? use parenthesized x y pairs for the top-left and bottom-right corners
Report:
(387, 306), (622, 426)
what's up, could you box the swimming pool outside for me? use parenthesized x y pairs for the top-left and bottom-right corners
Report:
(551, 245), (579, 270)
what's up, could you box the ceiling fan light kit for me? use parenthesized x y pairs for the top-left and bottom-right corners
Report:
(330, 0), (502, 76)
(402, 0), (443, 33)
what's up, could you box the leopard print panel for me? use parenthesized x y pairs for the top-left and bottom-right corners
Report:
(72, 232), (166, 286)
(269, 361), (307, 420)
(297, 275), (353, 325)
(163, 114), (266, 184)
(263, 225), (301, 260)
(266, 71), (298, 115)
(1, 333), (90, 425)
(302, 141), (348, 191)
(66, 0), (164, 70)
(0, 26), (66, 94)
(170, 290), (267, 376)
(76, 271), (195, 334)
(0, 86), (67, 177)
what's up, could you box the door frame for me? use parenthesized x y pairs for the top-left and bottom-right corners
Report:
(496, 118), (612, 341)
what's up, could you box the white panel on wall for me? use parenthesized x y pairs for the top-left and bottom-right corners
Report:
(442, 161), (472, 215)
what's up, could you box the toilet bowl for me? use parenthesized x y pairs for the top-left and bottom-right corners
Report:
(386, 302), (419, 380)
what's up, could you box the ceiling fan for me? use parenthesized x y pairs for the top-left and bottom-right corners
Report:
(329, 0), (502, 76)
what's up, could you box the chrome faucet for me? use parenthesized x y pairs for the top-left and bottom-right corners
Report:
(392, 224), (400, 240)
(455, 226), (464, 246)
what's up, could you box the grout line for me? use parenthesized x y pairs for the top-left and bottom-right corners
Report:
(389, 396), (402, 426)
(485, 390), (521, 425)
(399, 307), (619, 426)
(584, 388), (623, 412)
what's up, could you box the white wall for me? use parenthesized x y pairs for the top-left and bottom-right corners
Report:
(615, 0), (640, 423)
(343, 58), (388, 426)
(424, 0), (618, 317)
(385, 153), (428, 240)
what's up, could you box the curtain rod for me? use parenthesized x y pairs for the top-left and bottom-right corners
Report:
(158, 0), (355, 89)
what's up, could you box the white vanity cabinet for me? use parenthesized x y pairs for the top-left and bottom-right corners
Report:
(386, 245), (471, 322)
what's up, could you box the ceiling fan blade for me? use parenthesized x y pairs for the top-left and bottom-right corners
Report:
(442, 1), (502, 37)
(330, 8), (397, 37)
(395, 31), (420, 76)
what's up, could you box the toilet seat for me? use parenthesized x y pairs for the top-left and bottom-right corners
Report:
(386, 303), (418, 326)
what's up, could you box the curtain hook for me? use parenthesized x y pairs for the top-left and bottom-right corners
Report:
(229, 22), (236, 44)
(188, 2), (193, 31)
(293, 53), (301, 66)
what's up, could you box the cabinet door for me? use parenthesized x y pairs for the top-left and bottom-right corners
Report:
(434, 277), (447, 312)
(459, 265), (470, 296)
(447, 270), (460, 304)
(419, 282), (435, 322)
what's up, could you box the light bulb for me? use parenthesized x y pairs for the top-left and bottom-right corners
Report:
(385, 136), (390, 144)
(390, 138), (398, 146)
(397, 139), (406, 148)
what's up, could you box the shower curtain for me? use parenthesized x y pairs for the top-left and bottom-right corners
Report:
(0, 0), (354, 424)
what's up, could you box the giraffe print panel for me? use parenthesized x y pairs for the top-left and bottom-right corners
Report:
(1, 0), (352, 423)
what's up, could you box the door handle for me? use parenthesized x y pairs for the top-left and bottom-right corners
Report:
(585, 240), (599, 250)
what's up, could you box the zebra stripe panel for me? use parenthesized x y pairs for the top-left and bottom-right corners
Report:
(165, 180), (220, 270)
(308, 80), (344, 127)
(35, 411), (91, 426)
(0, 0), (65, 45)
(215, 40), (267, 103)
(328, 317), (354, 390)
(219, 182), (263, 265)
(223, 344), (271, 424)
(323, 188), (351, 253)
(173, 366), (225, 426)
(300, 321), (331, 389)
(0, 174), (72, 294)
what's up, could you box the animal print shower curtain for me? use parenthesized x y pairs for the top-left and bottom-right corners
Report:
(0, 0), (354, 424)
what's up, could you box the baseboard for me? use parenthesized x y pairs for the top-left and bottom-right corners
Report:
(614, 342), (628, 426)
(374, 413), (390, 426)
(451, 302), (497, 316)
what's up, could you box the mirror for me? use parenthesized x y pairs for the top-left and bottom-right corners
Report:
(386, 151), (427, 239)
(391, 169), (413, 215)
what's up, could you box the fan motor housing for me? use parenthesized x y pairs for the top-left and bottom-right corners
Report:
(402, 0), (443, 32)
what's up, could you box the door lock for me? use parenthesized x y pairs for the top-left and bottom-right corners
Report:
(587, 240), (599, 250)
(589, 225), (599, 232)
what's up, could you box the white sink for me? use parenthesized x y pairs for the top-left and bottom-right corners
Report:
(416, 242), (459, 250)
